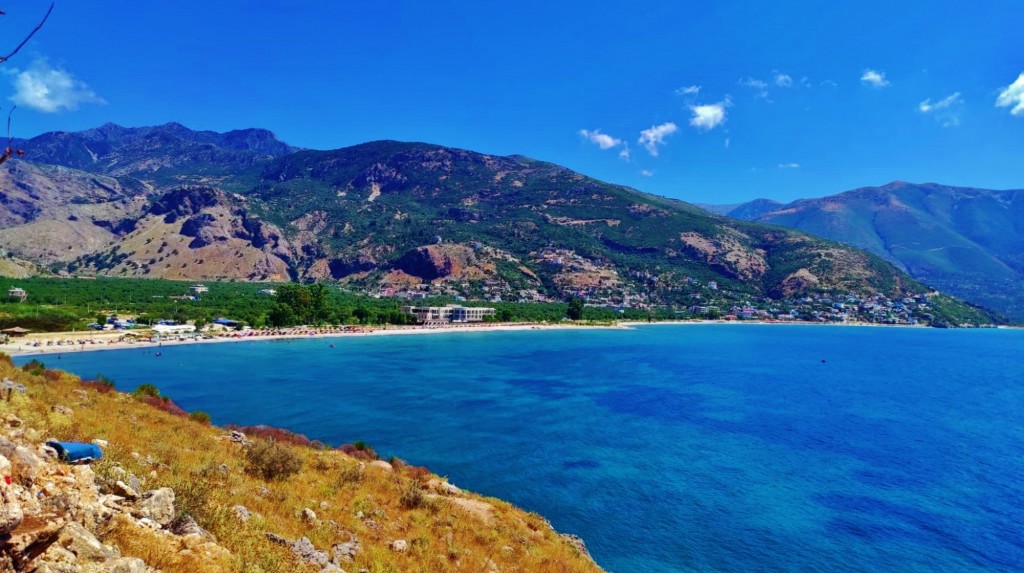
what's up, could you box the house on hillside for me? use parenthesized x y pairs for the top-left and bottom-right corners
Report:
(189, 284), (209, 295)
(6, 287), (27, 302)
(257, 288), (277, 296)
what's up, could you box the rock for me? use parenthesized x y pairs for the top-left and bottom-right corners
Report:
(291, 536), (330, 567)
(319, 500), (330, 511)
(265, 532), (289, 545)
(135, 488), (175, 526)
(0, 442), (43, 484)
(4, 414), (22, 428)
(560, 533), (592, 560)
(232, 504), (251, 523)
(107, 557), (153, 573)
(368, 460), (393, 472)
(301, 507), (317, 524)
(136, 518), (162, 531)
(51, 405), (73, 417)
(390, 539), (407, 553)
(425, 478), (461, 495)
(0, 456), (24, 536)
(332, 539), (360, 562)
(91, 439), (109, 448)
(485, 558), (499, 573)
(321, 564), (346, 573)
(169, 515), (214, 541)
(31, 544), (79, 573)
(57, 522), (119, 562)
(111, 480), (139, 500)
(228, 430), (247, 444)
(217, 463), (230, 473)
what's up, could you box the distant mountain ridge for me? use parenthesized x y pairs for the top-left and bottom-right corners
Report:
(715, 181), (1024, 320)
(0, 123), (1001, 324)
(10, 122), (297, 188)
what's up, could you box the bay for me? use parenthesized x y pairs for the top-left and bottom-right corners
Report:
(23, 324), (1024, 572)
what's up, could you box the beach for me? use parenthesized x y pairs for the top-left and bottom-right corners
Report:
(0, 322), (624, 357)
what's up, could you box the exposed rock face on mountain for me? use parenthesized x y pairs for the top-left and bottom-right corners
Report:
(0, 123), (992, 311)
(719, 182), (1024, 319)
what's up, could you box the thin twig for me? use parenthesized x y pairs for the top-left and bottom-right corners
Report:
(0, 2), (55, 63)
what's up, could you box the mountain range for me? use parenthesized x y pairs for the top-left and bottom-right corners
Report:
(714, 182), (1024, 320)
(0, 122), (1001, 323)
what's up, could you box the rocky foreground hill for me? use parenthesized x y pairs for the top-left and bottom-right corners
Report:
(0, 356), (601, 572)
(0, 123), (998, 321)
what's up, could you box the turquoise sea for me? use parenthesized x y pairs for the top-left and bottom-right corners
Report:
(20, 325), (1024, 573)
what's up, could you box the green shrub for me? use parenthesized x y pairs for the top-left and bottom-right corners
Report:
(189, 411), (212, 425)
(133, 384), (160, 398)
(21, 359), (46, 376)
(245, 438), (303, 481)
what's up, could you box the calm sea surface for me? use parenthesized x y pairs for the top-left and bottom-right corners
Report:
(20, 325), (1024, 573)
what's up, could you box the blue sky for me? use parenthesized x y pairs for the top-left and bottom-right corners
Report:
(4, 1), (1023, 203)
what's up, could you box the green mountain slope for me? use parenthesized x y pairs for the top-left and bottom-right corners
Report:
(723, 181), (1024, 319)
(0, 125), (1002, 325)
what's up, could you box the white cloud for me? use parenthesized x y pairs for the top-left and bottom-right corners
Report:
(638, 122), (678, 156)
(820, 79), (839, 88)
(919, 92), (961, 113)
(778, 163), (800, 169)
(8, 58), (105, 113)
(774, 72), (793, 87)
(918, 92), (963, 127)
(860, 69), (890, 88)
(618, 145), (631, 161)
(689, 99), (730, 131)
(639, 169), (654, 177)
(579, 128), (622, 150)
(724, 137), (730, 148)
(676, 85), (701, 96)
(740, 77), (769, 98)
(995, 72), (1024, 116)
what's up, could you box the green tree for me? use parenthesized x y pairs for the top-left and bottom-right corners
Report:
(566, 298), (584, 320)
(268, 303), (297, 327)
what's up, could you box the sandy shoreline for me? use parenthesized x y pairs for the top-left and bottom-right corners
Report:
(0, 322), (624, 358)
(3, 318), (1009, 358)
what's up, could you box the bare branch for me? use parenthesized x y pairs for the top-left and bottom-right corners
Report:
(0, 2), (55, 63)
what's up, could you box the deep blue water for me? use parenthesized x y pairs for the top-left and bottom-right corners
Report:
(19, 325), (1024, 573)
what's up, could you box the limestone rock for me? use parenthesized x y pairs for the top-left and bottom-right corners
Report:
(291, 536), (330, 567)
(0, 456), (23, 535)
(57, 522), (119, 562)
(560, 533), (592, 560)
(390, 539), (407, 552)
(368, 460), (393, 472)
(169, 515), (214, 541)
(135, 488), (175, 526)
(111, 481), (139, 500)
(332, 538), (360, 562)
(301, 507), (317, 524)
(106, 557), (154, 573)
(231, 504), (251, 523)
(425, 478), (461, 495)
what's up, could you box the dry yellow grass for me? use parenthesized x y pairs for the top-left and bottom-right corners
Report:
(0, 356), (604, 573)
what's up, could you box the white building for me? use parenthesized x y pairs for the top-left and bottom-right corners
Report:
(189, 284), (209, 295)
(152, 323), (197, 335)
(402, 305), (496, 324)
(6, 287), (27, 302)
